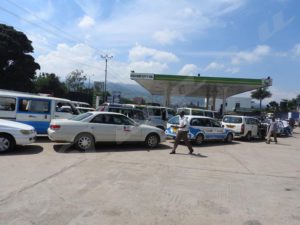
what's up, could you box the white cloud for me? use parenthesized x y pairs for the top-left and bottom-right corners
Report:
(78, 15), (95, 28)
(204, 62), (225, 71)
(36, 43), (178, 84)
(178, 64), (199, 75)
(231, 45), (271, 65)
(128, 61), (168, 74)
(153, 30), (184, 45)
(226, 67), (240, 74)
(128, 44), (179, 63)
(292, 43), (300, 56)
(269, 87), (298, 102)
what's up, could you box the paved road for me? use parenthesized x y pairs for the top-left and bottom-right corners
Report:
(0, 128), (300, 225)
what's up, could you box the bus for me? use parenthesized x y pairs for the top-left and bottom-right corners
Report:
(0, 89), (79, 134)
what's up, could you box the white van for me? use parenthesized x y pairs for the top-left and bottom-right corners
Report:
(177, 107), (220, 119)
(97, 103), (176, 130)
(0, 90), (79, 134)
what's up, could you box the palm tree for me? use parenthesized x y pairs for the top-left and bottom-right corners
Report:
(251, 88), (272, 113)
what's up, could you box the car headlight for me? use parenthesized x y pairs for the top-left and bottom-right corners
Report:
(20, 129), (34, 135)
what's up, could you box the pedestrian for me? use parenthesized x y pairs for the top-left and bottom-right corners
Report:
(266, 117), (278, 144)
(170, 111), (194, 154)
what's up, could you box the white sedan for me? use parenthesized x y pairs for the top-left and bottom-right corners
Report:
(0, 119), (36, 152)
(48, 112), (166, 150)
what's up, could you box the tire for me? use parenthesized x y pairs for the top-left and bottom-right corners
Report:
(0, 134), (15, 152)
(194, 134), (204, 146)
(245, 132), (252, 141)
(226, 133), (233, 143)
(74, 133), (95, 151)
(145, 133), (159, 148)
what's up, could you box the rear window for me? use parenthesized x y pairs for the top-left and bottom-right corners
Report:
(70, 113), (93, 121)
(191, 109), (204, 116)
(223, 116), (242, 123)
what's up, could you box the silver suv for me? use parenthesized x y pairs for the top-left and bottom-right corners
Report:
(221, 115), (262, 141)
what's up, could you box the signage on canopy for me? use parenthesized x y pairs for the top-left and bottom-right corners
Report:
(130, 73), (154, 80)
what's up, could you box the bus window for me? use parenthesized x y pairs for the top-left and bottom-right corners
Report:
(19, 99), (50, 113)
(0, 97), (16, 111)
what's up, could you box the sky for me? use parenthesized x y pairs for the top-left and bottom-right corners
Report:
(0, 0), (299, 102)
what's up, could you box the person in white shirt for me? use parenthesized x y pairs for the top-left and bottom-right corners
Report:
(170, 111), (194, 154)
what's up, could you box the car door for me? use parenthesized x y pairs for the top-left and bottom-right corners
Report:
(250, 118), (259, 137)
(198, 118), (214, 138)
(89, 114), (116, 142)
(114, 115), (141, 142)
(210, 119), (226, 139)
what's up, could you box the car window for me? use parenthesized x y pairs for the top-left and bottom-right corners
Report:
(204, 111), (213, 118)
(191, 118), (211, 127)
(91, 114), (113, 124)
(112, 115), (135, 125)
(192, 109), (204, 116)
(223, 116), (242, 123)
(0, 97), (16, 111)
(19, 99), (50, 113)
(70, 112), (93, 121)
(210, 119), (221, 127)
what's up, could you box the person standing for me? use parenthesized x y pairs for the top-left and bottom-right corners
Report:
(170, 111), (194, 154)
(266, 117), (278, 144)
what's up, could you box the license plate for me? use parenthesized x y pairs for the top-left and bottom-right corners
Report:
(172, 127), (178, 133)
(227, 125), (235, 128)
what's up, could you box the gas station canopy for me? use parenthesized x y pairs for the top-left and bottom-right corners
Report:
(130, 72), (272, 109)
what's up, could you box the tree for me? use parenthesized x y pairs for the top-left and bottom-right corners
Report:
(251, 87), (272, 113)
(0, 24), (40, 91)
(65, 69), (87, 92)
(267, 101), (279, 113)
(34, 73), (67, 97)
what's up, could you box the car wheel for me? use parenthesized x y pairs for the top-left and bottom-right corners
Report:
(245, 132), (252, 141)
(145, 133), (159, 148)
(194, 134), (204, 146)
(226, 133), (233, 143)
(0, 134), (15, 152)
(74, 133), (95, 151)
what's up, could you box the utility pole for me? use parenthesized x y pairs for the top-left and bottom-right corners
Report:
(101, 54), (113, 102)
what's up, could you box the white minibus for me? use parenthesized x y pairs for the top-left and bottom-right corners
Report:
(0, 90), (79, 134)
(177, 107), (220, 119)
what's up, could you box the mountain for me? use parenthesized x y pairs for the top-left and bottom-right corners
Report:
(106, 81), (205, 107)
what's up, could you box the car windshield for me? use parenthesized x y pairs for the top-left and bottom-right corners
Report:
(223, 116), (243, 123)
(69, 112), (93, 121)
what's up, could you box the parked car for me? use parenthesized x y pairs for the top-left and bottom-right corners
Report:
(165, 115), (234, 145)
(48, 112), (166, 150)
(221, 115), (265, 141)
(0, 119), (36, 152)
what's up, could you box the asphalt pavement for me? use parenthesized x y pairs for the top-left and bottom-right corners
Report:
(0, 128), (300, 225)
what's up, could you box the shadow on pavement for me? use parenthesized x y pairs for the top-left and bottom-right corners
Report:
(35, 136), (51, 143)
(168, 140), (240, 148)
(53, 142), (172, 154)
(173, 152), (208, 158)
(0, 145), (43, 156)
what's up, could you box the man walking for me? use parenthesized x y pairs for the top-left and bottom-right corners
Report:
(266, 117), (278, 144)
(170, 111), (194, 154)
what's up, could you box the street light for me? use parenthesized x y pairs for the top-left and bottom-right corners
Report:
(101, 54), (113, 102)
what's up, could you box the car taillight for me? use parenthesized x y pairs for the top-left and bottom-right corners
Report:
(241, 123), (245, 134)
(50, 125), (61, 130)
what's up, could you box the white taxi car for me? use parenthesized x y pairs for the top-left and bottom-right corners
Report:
(48, 112), (166, 150)
(165, 115), (234, 145)
(0, 119), (36, 152)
